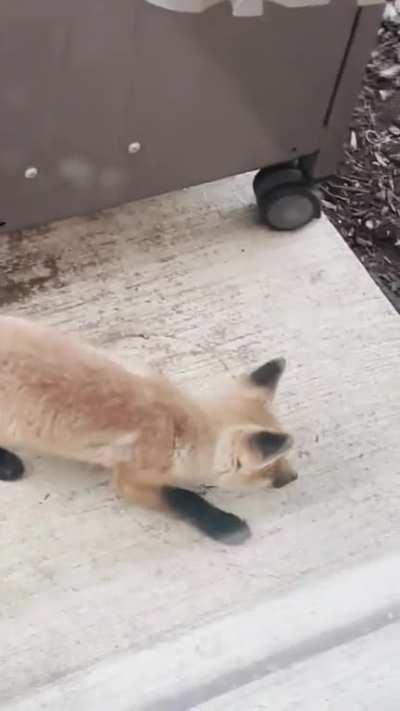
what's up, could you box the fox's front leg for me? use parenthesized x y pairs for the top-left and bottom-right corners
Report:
(112, 464), (251, 545)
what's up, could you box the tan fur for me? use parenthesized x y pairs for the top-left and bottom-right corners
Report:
(0, 316), (295, 512)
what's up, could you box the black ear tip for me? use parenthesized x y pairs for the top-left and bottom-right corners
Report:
(275, 357), (286, 372)
(249, 357), (287, 389)
(256, 431), (292, 447)
(250, 431), (293, 458)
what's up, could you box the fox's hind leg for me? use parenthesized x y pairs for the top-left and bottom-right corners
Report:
(0, 448), (25, 481)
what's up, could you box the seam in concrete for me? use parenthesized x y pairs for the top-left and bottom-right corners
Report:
(142, 604), (400, 711)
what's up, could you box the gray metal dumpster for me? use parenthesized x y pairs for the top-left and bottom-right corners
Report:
(0, 0), (384, 233)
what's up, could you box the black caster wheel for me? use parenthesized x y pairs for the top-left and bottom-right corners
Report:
(253, 165), (321, 232)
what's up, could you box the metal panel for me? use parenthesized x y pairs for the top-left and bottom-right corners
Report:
(126, 0), (357, 198)
(0, 1), (137, 231)
(312, 3), (383, 178)
(0, 0), (364, 231)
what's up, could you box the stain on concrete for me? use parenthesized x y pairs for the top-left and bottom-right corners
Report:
(0, 215), (117, 307)
(0, 230), (63, 306)
(310, 269), (325, 284)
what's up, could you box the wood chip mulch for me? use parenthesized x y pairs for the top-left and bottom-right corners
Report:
(320, 10), (400, 312)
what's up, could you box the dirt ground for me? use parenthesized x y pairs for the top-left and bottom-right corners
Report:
(320, 6), (400, 312)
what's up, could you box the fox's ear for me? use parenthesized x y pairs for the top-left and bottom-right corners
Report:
(242, 429), (293, 470)
(248, 357), (286, 397)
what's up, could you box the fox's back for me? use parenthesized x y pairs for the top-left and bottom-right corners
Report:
(0, 317), (155, 455)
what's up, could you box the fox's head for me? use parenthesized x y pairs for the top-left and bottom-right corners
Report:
(207, 358), (297, 490)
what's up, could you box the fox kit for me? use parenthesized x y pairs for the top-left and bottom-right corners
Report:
(0, 316), (297, 543)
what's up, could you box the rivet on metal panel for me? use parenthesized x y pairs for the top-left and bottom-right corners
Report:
(128, 142), (141, 154)
(24, 167), (39, 179)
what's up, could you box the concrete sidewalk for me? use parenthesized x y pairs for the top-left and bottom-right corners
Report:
(1, 175), (399, 710)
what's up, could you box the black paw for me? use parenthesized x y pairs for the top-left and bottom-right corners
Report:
(201, 509), (251, 545)
(163, 486), (251, 545)
(0, 448), (25, 481)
